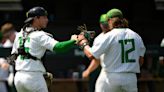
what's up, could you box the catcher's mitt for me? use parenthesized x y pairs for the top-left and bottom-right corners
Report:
(6, 54), (18, 65)
(77, 24), (95, 44)
(43, 72), (53, 91)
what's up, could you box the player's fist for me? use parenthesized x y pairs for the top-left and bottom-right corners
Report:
(77, 34), (85, 41)
(71, 34), (78, 41)
(82, 70), (90, 78)
(77, 34), (88, 45)
(78, 39), (88, 46)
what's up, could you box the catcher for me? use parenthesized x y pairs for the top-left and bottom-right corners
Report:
(10, 6), (78, 92)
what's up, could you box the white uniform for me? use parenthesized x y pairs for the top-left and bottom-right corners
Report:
(92, 32), (105, 62)
(11, 27), (58, 92)
(90, 28), (146, 92)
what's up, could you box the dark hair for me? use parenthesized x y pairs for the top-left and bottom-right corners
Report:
(109, 17), (128, 30)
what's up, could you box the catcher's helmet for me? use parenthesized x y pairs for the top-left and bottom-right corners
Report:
(24, 6), (48, 23)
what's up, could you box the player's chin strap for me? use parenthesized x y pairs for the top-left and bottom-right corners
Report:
(17, 23), (41, 61)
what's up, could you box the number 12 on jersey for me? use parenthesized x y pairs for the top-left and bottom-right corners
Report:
(119, 39), (136, 63)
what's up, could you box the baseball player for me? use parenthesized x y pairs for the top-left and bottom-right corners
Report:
(0, 22), (17, 48)
(11, 6), (78, 92)
(82, 14), (109, 78)
(77, 8), (146, 92)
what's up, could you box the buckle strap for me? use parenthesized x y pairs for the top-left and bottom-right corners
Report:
(24, 53), (40, 60)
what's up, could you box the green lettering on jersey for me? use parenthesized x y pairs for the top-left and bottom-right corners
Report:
(119, 39), (136, 63)
(27, 37), (30, 42)
(25, 47), (30, 53)
(18, 37), (23, 47)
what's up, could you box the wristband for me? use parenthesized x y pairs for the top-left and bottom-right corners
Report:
(80, 42), (89, 50)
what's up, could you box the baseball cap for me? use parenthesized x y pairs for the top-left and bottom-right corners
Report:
(99, 14), (108, 24)
(106, 8), (123, 19)
(24, 6), (48, 23)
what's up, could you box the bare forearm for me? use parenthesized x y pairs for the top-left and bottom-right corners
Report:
(139, 56), (144, 66)
(83, 45), (94, 59)
(86, 59), (100, 73)
(82, 58), (100, 78)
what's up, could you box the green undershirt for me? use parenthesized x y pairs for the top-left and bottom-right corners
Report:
(53, 40), (76, 53)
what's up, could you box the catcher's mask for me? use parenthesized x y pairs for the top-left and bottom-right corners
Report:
(24, 6), (48, 23)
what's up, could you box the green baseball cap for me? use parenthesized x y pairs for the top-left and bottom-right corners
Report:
(106, 8), (123, 19)
(99, 14), (108, 23)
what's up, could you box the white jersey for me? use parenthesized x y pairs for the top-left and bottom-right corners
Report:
(11, 27), (58, 72)
(92, 32), (105, 62)
(90, 28), (146, 73)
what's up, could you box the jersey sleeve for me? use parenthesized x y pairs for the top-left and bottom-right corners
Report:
(38, 32), (58, 51)
(53, 40), (76, 53)
(90, 33), (113, 59)
(137, 36), (146, 57)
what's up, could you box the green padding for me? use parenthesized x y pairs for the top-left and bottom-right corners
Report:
(53, 40), (76, 53)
